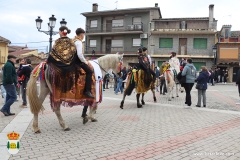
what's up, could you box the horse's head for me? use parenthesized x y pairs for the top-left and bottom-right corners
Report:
(162, 62), (170, 73)
(97, 52), (124, 75)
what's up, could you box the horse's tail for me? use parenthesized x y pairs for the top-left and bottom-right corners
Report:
(125, 72), (136, 96)
(27, 62), (45, 114)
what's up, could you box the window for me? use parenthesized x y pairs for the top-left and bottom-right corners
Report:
(133, 17), (141, 24)
(159, 38), (173, 48)
(133, 38), (141, 46)
(90, 20), (97, 28)
(89, 40), (96, 47)
(112, 19), (123, 27)
(225, 29), (229, 39)
(193, 38), (207, 49)
(112, 40), (123, 47)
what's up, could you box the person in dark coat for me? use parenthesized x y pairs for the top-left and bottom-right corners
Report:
(195, 66), (209, 107)
(0, 55), (18, 116)
(236, 63), (240, 104)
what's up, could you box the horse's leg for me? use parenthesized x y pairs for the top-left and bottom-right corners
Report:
(167, 86), (171, 101)
(176, 84), (179, 97)
(141, 93), (145, 105)
(120, 90), (127, 109)
(53, 106), (70, 131)
(89, 104), (98, 122)
(33, 81), (49, 133)
(151, 84), (157, 102)
(136, 94), (142, 108)
(82, 106), (89, 124)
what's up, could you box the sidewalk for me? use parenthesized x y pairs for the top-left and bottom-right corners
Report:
(1, 83), (240, 160)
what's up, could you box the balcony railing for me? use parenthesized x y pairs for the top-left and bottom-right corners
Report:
(84, 44), (141, 55)
(86, 23), (144, 33)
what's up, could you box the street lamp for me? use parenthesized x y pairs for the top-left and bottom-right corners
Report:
(212, 45), (217, 65)
(35, 15), (67, 53)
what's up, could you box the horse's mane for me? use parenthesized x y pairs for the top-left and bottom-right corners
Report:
(97, 54), (119, 73)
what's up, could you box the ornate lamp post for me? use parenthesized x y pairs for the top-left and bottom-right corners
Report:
(212, 45), (217, 65)
(35, 15), (67, 52)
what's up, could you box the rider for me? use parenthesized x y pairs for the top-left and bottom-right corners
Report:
(169, 52), (180, 73)
(47, 26), (78, 92)
(73, 28), (94, 98)
(137, 47), (156, 81)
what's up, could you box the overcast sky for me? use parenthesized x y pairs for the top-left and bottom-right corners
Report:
(0, 0), (239, 53)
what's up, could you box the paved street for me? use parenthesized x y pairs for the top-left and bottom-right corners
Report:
(1, 82), (240, 160)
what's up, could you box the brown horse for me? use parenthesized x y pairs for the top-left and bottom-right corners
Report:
(120, 68), (156, 109)
(27, 53), (124, 133)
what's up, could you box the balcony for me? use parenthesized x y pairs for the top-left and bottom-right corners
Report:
(86, 23), (144, 35)
(151, 28), (217, 35)
(84, 44), (140, 56)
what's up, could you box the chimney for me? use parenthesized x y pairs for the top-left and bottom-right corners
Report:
(155, 3), (158, 7)
(209, 4), (214, 22)
(92, 3), (98, 12)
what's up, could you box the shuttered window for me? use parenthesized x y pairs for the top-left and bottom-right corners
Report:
(193, 62), (206, 71)
(112, 19), (123, 27)
(133, 17), (141, 24)
(133, 38), (141, 46)
(193, 38), (207, 49)
(159, 38), (173, 48)
(112, 40), (123, 47)
(89, 40), (96, 47)
(90, 20), (97, 28)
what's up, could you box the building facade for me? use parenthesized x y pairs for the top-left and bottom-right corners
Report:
(216, 25), (240, 82)
(82, 4), (217, 71)
(0, 36), (11, 68)
(81, 3), (161, 64)
(150, 4), (217, 71)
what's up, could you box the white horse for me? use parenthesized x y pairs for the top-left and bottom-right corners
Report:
(27, 53), (124, 133)
(163, 62), (180, 101)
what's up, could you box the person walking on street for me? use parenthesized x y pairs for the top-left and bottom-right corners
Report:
(159, 62), (167, 95)
(195, 66), (209, 107)
(236, 63), (240, 104)
(18, 58), (33, 108)
(155, 66), (160, 92)
(223, 69), (228, 84)
(0, 55), (18, 116)
(181, 59), (196, 108)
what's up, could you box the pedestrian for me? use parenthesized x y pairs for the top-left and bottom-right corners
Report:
(223, 69), (228, 84)
(17, 58), (33, 108)
(0, 68), (6, 103)
(221, 69), (225, 83)
(181, 58), (196, 108)
(155, 66), (160, 92)
(159, 62), (167, 95)
(114, 71), (123, 95)
(0, 55), (18, 116)
(195, 66), (209, 107)
(214, 68), (218, 83)
(217, 68), (221, 83)
(236, 63), (240, 104)
(209, 68), (215, 86)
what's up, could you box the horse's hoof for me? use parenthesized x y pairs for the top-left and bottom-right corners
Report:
(34, 130), (41, 134)
(172, 97), (174, 98)
(91, 119), (98, 122)
(83, 117), (88, 124)
(94, 111), (97, 114)
(154, 97), (157, 102)
(64, 127), (71, 131)
(177, 96), (179, 97)
(137, 104), (142, 108)
(141, 100), (145, 105)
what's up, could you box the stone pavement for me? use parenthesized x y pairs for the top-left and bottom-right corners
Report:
(1, 82), (240, 160)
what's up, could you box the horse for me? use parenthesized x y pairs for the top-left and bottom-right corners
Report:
(162, 62), (180, 101)
(120, 67), (156, 109)
(27, 53), (124, 133)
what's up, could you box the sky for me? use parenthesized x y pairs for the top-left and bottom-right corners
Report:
(0, 0), (239, 53)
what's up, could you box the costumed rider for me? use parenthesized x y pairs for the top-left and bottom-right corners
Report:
(169, 52), (180, 74)
(47, 26), (80, 93)
(73, 28), (94, 98)
(136, 47), (156, 81)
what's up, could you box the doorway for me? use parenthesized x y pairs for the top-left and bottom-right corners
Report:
(106, 20), (112, 32)
(106, 39), (111, 53)
(178, 38), (187, 55)
(233, 67), (239, 82)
